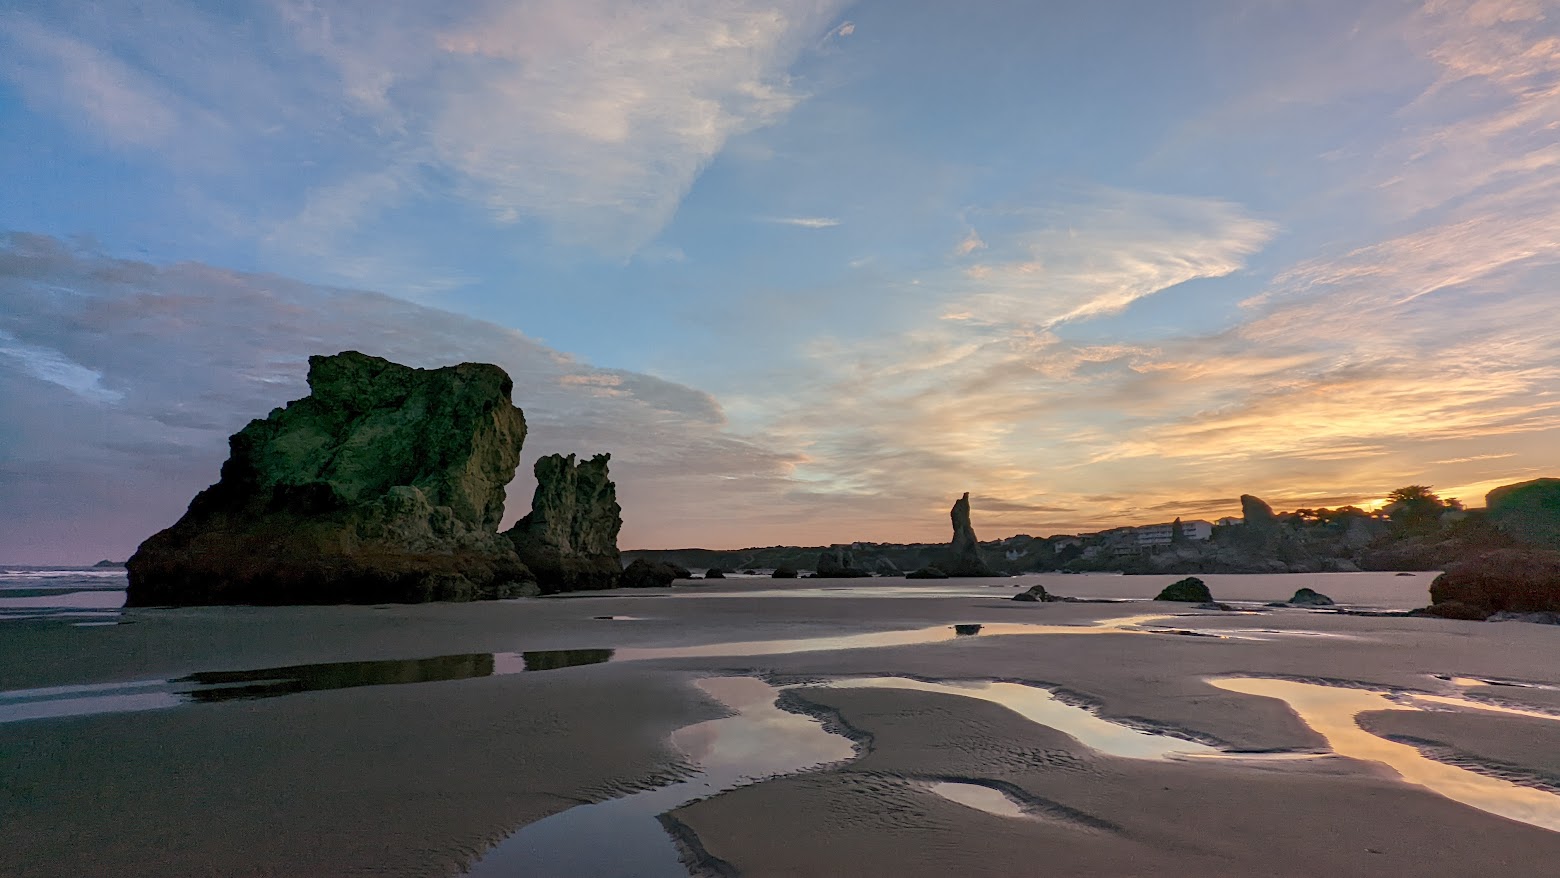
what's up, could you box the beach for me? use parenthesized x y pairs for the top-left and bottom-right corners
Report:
(5, 571), (1560, 876)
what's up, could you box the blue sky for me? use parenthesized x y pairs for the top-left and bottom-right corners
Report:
(3, 0), (1559, 563)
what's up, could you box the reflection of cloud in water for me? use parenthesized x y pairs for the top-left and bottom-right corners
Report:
(672, 677), (854, 778)
(1210, 677), (1560, 832)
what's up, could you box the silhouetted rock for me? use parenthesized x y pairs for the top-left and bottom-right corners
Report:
(1241, 494), (1277, 526)
(704, 568), (727, 579)
(932, 493), (998, 577)
(816, 545), (871, 578)
(620, 558), (688, 588)
(126, 351), (533, 606)
(1155, 577), (1213, 602)
(504, 453), (622, 593)
(1428, 549), (1560, 619)
(906, 566), (949, 579)
(772, 565), (798, 579)
(953, 624), (983, 635)
(742, 569), (758, 575)
(1287, 587), (1334, 606)
(1486, 478), (1560, 549)
(91, 560), (125, 569)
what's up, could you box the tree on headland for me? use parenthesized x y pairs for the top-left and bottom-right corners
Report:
(1384, 485), (1452, 534)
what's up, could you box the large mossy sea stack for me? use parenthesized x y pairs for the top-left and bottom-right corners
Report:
(127, 352), (534, 606)
(505, 453), (623, 593)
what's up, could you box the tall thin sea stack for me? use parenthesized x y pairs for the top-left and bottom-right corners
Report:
(934, 492), (998, 577)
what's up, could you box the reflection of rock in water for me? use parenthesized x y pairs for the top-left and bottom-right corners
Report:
(521, 649), (616, 671)
(181, 653), (498, 702)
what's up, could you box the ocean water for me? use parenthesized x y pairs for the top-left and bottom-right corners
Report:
(0, 566), (127, 624)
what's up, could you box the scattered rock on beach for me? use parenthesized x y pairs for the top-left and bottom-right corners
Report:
(906, 567), (949, 580)
(704, 568), (727, 579)
(1012, 584), (1058, 602)
(772, 565), (799, 579)
(1155, 577), (1213, 603)
(127, 351), (534, 606)
(1287, 587), (1335, 606)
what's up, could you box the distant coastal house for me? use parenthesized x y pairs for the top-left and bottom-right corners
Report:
(1133, 519), (1213, 546)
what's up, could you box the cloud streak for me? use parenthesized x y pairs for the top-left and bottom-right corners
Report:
(764, 216), (843, 228)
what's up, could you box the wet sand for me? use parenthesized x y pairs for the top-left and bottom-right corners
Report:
(4, 572), (1560, 876)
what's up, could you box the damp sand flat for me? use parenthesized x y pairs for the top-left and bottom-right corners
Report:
(4, 577), (1560, 876)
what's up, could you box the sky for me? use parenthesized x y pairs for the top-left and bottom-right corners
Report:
(3, 0), (1559, 564)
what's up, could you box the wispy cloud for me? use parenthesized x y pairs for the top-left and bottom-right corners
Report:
(763, 216), (843, 228)
(0, 12), (182, 150)
(953, 229), (986, 256)
(3, 2), (847, 262)
(952, 190), (1276, 329)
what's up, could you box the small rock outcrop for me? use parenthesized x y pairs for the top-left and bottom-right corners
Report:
(126, 352), (533, 606)
(906, 566), (949, 579)
(504, 453), (623, 593)
(932, 493), (998, 577)
(816, 545), (871, 578)
(704, 568), (727, 579)
(1155, 577), (1213, 603)
(772, 565), (799, 579)
(620, 558), (689, 589)
(1287, 587), (1335, 606)
(1427, 549), (1560, 619)
(1012, 584), (1058, 602)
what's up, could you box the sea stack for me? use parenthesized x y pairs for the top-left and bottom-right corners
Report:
(504, 453), (624, 593)
(126, 351), (534, 606)
(935, 492), (998, 577)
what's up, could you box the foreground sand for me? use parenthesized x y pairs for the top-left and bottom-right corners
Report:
(4, 572), (1560, 876)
